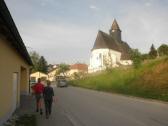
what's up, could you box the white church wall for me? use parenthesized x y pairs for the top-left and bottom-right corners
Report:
(89, 49), (121, 73)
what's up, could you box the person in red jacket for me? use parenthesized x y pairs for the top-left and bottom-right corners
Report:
(32, 78), (44, 115)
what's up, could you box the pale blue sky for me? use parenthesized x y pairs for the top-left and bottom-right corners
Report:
(5, 0), (168, 64)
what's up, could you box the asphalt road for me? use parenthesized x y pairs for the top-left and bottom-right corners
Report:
(53, 86), (168, 126)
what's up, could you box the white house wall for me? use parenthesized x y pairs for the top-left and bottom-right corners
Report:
(48, 69), (57, 82)
(30, 72), (48, 82)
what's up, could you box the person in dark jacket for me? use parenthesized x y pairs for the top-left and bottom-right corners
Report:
(43, 80), (54, 119)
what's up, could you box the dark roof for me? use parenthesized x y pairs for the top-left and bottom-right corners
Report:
(111, 19), (121, 31)
(0, 0), (32, 65)
(92, 30), (131, 60)
(118, 41), (131, 60)
(92, 31), (120, 51)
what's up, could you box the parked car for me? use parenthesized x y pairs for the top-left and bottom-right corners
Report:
(57, 79), (68, 87)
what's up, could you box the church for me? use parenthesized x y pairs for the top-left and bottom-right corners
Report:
(89, 19), (132, 73)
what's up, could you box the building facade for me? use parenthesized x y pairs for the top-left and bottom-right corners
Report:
(48, 68), (58, 82)
(89, 19), (132, 73)
(30, 71), (48, 83)
(0, 1), (32, 125)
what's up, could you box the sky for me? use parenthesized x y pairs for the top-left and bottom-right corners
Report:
(5, 0), (168, 64)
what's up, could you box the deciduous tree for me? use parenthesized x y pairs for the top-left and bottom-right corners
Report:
(57, 63), (70, 76)
(158, 44), (168, 56)
(29, 51), (40, 73)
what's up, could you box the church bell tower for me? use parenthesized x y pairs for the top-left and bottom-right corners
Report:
(109, 19), (122, 42)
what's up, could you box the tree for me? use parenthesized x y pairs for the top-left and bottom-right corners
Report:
(29, 51), (40, 72)
(73, 72), (85, 79)
(130, 49), (142, 68)
(141, 53), (149, 60)
(103, 50), (113, 70)
(29, 51), (48, 73)
(37, 56), (48, 74)
(149, 44), (157, 59)
(158, 44), (168, 56)
(57, 63), (70, 76)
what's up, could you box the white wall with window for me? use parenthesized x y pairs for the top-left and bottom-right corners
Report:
(89, 49), (121, 73)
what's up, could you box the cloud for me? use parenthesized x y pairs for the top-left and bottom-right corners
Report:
(89, 5), (99, 11)
(19, 21), (97, 63)
(144, 2), (152, 7)
(119, 2), (168, 53)
(6, 0), (168, 63)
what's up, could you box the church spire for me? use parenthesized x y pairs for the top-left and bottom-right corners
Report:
(109, 19), (122, 41)
(111, 19), (121, 31)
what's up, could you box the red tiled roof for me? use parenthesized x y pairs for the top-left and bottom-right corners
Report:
(70, 64), (88, 71)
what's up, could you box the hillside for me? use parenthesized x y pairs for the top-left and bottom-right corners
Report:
(70, 57), (168, 101)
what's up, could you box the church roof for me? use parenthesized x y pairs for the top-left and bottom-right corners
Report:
(92, 30), (131, 60)
(111, 19), (121, 31)
(92, 30), (120, 51)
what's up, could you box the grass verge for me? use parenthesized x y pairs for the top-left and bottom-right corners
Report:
(70, 57), (168, 101)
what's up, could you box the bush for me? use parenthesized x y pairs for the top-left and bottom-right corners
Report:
(130, 49), (142, 68)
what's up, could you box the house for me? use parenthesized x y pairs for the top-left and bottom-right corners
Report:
(67, 63), (88, 78)
(48, 68), (58, 82)
(0, 0), (32, 125)
(89, 19), (132, 73)
(30, 71), (48, 83)
(47, 64), (58, 72)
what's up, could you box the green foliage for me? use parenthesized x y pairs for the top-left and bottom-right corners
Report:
(103, 51), (113, 70)
(57, 63), (70, 76)
(130, 49), (142, 68)
(29, 51), (48, 73)
(73, 72), (85, 79)
(29, 51), (40, 72)
(38, 56), (48, 74)
(149, 44), (157, 59)
(70, 57), (168, 101)
(141, 53), (149, 60)
(158, 44), (168, 56)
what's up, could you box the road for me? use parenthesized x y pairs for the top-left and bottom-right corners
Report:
(38, 86), (168, 126)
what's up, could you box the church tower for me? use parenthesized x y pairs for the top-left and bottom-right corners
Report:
(109, 19), (122, 42)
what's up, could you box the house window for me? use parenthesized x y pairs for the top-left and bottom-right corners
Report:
(30, 77), (36, 82)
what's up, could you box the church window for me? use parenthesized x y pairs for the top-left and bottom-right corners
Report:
(99, 53), (102, 58)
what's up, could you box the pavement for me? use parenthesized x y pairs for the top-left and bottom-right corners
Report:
(16, 95), (35, 115)
(53, 86), (168, 126)
(16, 87), (168, 126)
(18, 94), (74, 126)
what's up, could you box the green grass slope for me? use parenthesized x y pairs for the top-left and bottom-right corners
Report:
(70, 57), (168, 101)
